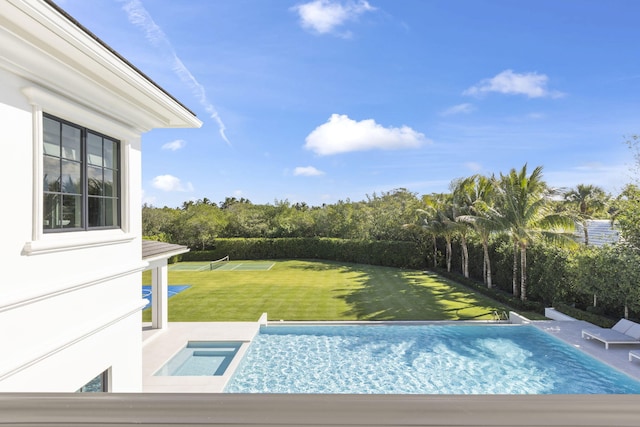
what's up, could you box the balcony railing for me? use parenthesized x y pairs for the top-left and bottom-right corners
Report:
(1, 393), (639, 426)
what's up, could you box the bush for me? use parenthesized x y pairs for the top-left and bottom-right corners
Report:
(553, 302), (617, 328)
(181, 237), (425, 269)
(430, 267), (545, 314)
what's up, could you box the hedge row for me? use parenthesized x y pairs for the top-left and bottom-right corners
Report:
(552, 302), (617, 328)
(180, 237), (424, 269)
(431, 267), (545, 314)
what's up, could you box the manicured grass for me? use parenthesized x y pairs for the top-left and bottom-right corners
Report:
(142, 259), (508, 322)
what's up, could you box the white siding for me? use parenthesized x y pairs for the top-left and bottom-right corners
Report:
(0, 0), (198, 392)
(0, 68), (146, 392)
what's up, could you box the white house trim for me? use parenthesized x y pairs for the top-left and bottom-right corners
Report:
(0, 263), (146, 314)
(22, 230), (137, 256)
(0, 299), (147, 382)
(141, 240), (190, 330)
(0, 0), (202, 131)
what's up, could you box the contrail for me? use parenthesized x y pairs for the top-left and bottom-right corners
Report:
(119, 0), (230, 145)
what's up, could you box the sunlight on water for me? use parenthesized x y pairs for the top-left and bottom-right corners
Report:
(225, 325), (640, 394)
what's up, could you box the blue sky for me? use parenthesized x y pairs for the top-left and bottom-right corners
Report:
(58, 0), (640, 208)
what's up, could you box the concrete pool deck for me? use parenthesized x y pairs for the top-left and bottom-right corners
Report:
(141, 319), (640, 393)
(142, 322), (261, 392)
(530, 319), (640, 381)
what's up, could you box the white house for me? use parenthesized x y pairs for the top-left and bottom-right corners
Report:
(574, 219), (620, 247)
(0, 0), (201, 392)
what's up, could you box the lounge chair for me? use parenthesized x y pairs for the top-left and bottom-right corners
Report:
(629, 350), (640, 363)
(582, 319), (640, 349)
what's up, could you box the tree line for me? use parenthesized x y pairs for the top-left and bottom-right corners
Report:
(143, 189), (424, 247)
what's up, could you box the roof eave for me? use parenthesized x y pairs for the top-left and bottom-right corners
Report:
(0, 0), (202, 131)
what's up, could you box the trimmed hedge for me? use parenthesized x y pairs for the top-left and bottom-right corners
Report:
(552, 302), (617, 328)
(181, 237), (425, 269)
(431, 267), (545, 314)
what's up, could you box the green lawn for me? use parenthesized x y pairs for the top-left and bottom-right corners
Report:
(143, 259), (509, 322)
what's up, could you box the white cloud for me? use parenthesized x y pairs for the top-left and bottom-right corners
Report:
(304, 114), (428, 155)
(292, 0), (375, 36)
(294, 166), (326, 176)
(463, 69), (564, 98)
(441, 103), (475, 116)
(152, 174), (194, 192)
(161, 139), (186, 151)
(120, 0), (230, 145)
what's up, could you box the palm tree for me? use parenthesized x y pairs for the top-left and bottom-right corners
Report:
(419, 193), (455, 272)
(495, 164), (575, 301)
(563, 184), (609, 245)
(455, 174), (501, 288)
(450, 177), (476, 278)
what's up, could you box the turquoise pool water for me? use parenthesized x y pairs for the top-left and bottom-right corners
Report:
(155, 341), (241, 376)
(225, 324), (640, 394)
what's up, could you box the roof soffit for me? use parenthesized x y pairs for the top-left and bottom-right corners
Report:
(0, 0), (202, 131)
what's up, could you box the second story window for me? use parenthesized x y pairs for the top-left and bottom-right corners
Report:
(43, 114), (120, 232)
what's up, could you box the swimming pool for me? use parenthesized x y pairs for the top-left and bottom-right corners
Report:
(155, 341), (241, 376)
(225, 324), (640, 394)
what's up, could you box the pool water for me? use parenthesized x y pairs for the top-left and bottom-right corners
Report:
(155, 341), (241, 376)
(225, 324), (640, 394)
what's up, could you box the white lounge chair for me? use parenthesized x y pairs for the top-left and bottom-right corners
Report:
(629, 350), (640, 363)
(582, 319), (640, 349)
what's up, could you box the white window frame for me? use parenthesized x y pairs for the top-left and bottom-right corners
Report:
(21, 85), (136, 255)
(43, 113), (121, 232)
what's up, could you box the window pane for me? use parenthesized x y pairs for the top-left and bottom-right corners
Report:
(103, 169), (114, 196)
(43, 156), (61, 192)
(61, 123), (81, 161)
(77, 371), (108, 393)
(104, 140), (117, 169)
(43, 115), (120, 232)
(61, 160), (81, 194)
(43, 193), (60, 229)
(43, 117), (60, 157)
(88, 166), (103, 196)
(104, 198), (117, 227)
(62, 195), (82, 228)
(87, 133), (103, 166)
(88, 196), (103, 227)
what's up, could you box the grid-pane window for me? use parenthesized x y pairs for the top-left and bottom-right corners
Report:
(76, 370), (108, 393)
(43, 114), (120, 232)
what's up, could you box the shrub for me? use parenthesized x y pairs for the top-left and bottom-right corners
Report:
(181, 237), (425, 269)
(552, 302), (617, 328)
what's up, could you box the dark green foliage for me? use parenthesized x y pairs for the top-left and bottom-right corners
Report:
(552, 303), (617, 328)
(522, 242), (577, 306)
(432, 267), (545, 314)
(181, 238), (424, 269)
(612, 184), (640, 248)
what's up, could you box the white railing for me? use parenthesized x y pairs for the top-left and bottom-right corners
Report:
(1, 393), (639, 426)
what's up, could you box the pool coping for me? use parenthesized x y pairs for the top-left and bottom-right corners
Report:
(142, 317), (640, 393)
(142, 322), (261, 393)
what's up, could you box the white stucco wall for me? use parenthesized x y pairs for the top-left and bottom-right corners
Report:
(0, 0), (199, 392)
(0, 67), (146, 392)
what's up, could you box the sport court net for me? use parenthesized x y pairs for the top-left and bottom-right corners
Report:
(169, 258), (275, 272)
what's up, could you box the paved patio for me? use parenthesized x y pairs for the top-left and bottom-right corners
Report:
(142, 318), (640, 393)
(531, 319), (640, 381)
